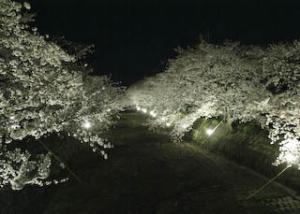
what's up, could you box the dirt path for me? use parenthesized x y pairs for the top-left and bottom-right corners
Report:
(1, 111), (298, 214)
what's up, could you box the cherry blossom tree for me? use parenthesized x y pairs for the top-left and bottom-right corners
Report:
(128, 40), (300, 169)
(0, 0), (124, 190)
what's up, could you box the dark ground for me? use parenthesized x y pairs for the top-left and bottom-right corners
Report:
(0, 111), (299, 214)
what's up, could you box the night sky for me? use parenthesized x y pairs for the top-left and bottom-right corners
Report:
(24, 0), (300, 85)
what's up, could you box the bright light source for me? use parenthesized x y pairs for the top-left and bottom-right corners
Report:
(205, 121), (223, 137)
(82, 120), (92, 129)
(166, 122), (171, 127)
(141, 108), (147, 114)
(10, 116), (15, 120)
(136, 106), (141, 111)
(206, 128), (214, 136)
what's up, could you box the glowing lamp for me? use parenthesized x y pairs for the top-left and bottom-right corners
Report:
(206, 128), (214, 136)
(82, 120), (92, 129)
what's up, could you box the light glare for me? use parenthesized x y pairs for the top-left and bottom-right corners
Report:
(206, 128), (214, 136)
(82, 120), (92, 129)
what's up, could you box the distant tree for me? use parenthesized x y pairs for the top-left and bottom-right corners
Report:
(0, 0), (124, 190)
(128, 40), (300, 169)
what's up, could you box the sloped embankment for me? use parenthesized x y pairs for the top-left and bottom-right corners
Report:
(188, 118), (300, 192)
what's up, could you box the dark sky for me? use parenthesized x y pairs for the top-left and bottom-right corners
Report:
(24, 0), (300, 85)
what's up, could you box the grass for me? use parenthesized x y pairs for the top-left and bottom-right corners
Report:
(190, 117), (300, 191)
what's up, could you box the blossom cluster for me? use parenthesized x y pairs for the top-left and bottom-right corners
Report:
(128, 40), (300, 168)
(0, 0), (124, 189)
